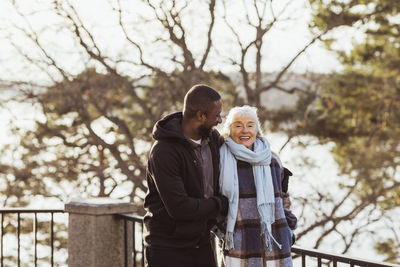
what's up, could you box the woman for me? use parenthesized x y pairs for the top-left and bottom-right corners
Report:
(219, 105), (297, 267)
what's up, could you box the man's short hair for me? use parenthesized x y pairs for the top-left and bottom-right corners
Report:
(183, 84), (221, 118)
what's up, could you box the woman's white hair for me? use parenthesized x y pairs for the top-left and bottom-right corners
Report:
(221, 105), (264, 138)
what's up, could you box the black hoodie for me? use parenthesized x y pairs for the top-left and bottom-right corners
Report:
(143, 112), (228, 248)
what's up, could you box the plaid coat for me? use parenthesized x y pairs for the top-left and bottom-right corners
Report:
(222, 154), (297, 267)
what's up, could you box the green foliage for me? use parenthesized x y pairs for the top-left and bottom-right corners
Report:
(310, 0), (400, 32)
(308, 71), (398, 141)
(308, 0), (400, 261)
(375, 239), (400, 264)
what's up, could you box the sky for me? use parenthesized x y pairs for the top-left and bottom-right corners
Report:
(0, 0), (347, 83)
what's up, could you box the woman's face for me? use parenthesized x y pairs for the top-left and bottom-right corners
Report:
(229, 113), (258, 149)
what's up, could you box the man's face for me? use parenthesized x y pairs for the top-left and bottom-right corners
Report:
(198, 100), (223, 138)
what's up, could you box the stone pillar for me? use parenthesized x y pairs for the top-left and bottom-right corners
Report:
(65, 198), (135, 267)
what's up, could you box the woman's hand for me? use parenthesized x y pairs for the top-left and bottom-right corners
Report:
(282, 192), (292, 213)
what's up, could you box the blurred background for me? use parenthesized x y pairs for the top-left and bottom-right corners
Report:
(0, 0), (399, 265)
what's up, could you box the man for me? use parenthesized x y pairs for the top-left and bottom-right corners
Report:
(143, 84), (228, 267)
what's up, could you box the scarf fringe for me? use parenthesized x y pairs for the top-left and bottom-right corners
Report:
(224, 225), (283, 251)
(224, 232), (234, 250)
(261, 222), (282, 251)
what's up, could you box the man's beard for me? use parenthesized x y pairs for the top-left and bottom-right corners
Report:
(198, 124), (213, 138)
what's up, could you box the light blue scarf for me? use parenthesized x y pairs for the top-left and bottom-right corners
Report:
(220, 137), (282, 250)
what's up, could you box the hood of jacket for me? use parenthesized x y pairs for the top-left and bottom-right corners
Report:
(152, 112), (187, 143)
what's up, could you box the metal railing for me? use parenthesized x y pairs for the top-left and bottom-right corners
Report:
(0, 208), (65, 267)
(115, 213), (145, 267)
(291, 246), (399, 267)
(2, 209), (399, 267)
(115, 214), (399, 267)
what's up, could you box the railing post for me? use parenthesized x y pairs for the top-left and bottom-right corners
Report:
(65, 198), (135, 267)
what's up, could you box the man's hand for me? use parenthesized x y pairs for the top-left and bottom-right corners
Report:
(215, 195), (229, 216)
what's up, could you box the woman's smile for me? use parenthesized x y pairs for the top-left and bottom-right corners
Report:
(230, 114), (257, 149)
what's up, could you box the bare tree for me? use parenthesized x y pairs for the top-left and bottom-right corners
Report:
(0, 0), (398, 259)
